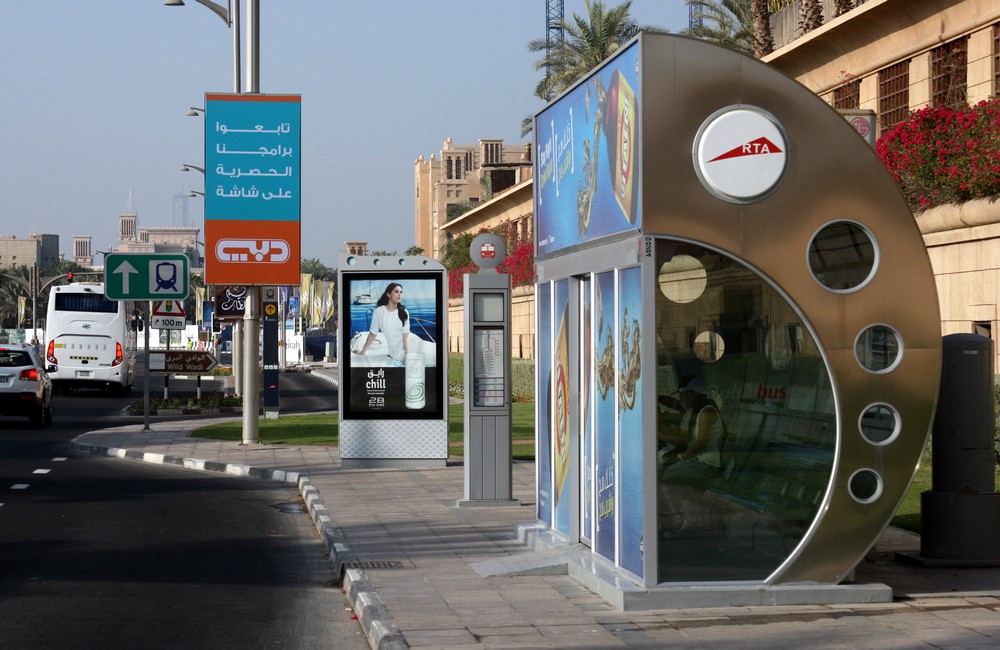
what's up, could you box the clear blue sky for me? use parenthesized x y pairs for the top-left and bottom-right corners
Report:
(0, 1), (687, 266)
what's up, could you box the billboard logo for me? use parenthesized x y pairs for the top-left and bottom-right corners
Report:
(216, 239), (290, 264)
(708, 136), (783, 162)
(693, 106), (788, 204)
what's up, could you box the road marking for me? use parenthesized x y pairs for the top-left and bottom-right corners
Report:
(33, 469), (51, 474)
(52, 457), (68, 462)
(10, 484), (29, 490)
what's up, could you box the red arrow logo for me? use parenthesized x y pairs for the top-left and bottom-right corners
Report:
(708, 136), (783, 162)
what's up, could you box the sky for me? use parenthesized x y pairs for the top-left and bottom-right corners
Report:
(0, 1), (688, 267)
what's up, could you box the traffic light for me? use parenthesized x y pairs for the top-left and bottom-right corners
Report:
(66, 273), (74, 283)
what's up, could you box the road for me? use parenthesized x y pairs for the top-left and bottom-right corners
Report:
(0, 368), (365, 649)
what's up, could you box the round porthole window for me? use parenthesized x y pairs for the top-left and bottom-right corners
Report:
(658, 255), (707, 303)
(693, 331), (725, 363)
(855, 324), (902, 373)
(859, 403), (900, 445)
(808, 221), (878, 292)
(849, 469), (883, 504)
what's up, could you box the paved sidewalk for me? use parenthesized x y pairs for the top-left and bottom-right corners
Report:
(68, 415), (1000, 650)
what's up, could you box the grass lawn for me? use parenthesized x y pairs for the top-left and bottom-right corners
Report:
(194, 408), (997, 534)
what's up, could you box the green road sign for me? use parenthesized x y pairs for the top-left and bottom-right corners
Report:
(104, 253), (189, 300)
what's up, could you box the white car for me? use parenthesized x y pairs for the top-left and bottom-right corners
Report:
(0, 343), (54, 426)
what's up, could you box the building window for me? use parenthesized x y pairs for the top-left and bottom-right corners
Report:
(446, 158), (454, 180)
(931, 37), (968, 108)
(833, 79), (860, 110)
(993, 23), (1000, 96)
(456, 158), (463, 180)
(878, 60), (910, 130)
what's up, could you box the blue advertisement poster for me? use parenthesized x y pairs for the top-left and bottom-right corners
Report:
(536, 283), (552, 524)
(594, 271), (617, 559)
(617, 266), (643, 576)
(339, 274), (444, 420)
(553, 280), (571, 536)
(535, 42), (641, 258)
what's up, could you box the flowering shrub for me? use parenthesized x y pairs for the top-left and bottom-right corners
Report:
(445, 222), (535, 298)
(877, 99), (1000, 211)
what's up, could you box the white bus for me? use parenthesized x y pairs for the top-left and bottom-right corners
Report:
(45, 282), (139, 394)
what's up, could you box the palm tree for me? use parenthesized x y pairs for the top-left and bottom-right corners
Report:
(833, 0), (854, 17)
(523, 0), (668, 136)
(685, 0), (756, 55)
(685, 0), (792, 58)
(799, 0), (824, 35)
(0, 265), (31, 329)
(300, 258), (333, 281)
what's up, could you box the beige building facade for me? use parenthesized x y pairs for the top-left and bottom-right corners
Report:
(441, 180), (535, 359)
(766, 0), (1000, 367)
(0, 233), (60, 271)
(110, 194), (202, 272)
(414, 138), (531, 260)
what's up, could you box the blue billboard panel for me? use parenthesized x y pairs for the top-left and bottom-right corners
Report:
(205, 93), (301, 222)
(535, 42), (641, 258)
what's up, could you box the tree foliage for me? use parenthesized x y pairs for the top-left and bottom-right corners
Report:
(523, 0), (668, 136)
(444, 221), (534, 299)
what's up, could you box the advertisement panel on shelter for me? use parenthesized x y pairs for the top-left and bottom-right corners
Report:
(340, 273), (444, 420)
(617, 266), (643, 576)
(535, 41), (641, 258)
(536, 283), (553, 524)
(594, 271), (617, 560)
(204, 93), (301, 285)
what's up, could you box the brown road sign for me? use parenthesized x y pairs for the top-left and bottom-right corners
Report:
(148, 350), (219, 374)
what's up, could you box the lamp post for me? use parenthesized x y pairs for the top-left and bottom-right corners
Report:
(165, 0), (240, 94)
(170, 0), (262, 445)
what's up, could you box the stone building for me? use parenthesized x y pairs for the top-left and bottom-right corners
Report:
(0, 233), (60, 271)
(413, 138), (531, 260)
(765, 0), (1000, 365)
(109, 193), (203, 272)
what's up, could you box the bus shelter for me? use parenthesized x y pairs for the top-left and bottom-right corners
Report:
(531, 33), (940, 599)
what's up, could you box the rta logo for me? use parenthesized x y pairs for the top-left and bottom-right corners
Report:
(708, 136), (783, 162)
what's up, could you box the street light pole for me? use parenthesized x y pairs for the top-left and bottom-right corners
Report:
(165, 0), (240, 94)
(240, 0), (262, 444)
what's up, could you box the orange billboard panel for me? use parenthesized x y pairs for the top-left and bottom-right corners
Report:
(205, 220), (300, 286)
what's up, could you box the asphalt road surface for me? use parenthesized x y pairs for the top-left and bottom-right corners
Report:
(0, 369), (365, 649)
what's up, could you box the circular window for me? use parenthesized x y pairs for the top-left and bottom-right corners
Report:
(693, 331), (725, 363)
(859, 403), (900, 445)
(855, 324), (902, 373)
(658, 255), (707, 303)
(849, 469), (883, 504)
(808, 221), (878, 292)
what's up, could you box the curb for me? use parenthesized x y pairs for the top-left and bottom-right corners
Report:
(68, 438), (407, 650)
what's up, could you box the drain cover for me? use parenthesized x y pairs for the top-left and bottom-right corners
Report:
(274, 502), (306, 514)
(347, 560), (405, 570)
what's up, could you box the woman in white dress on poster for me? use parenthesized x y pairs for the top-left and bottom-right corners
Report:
(353, 282), (410, 367)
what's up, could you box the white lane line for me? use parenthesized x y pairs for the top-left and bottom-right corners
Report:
(10, 484), (29, 490)
(33, 469), (51, 474)
(52, 457), (68, 462)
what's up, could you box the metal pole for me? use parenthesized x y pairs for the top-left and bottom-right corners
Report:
(241, 287), (260, 444)
(143, 302), (151, 431)
(231, 0), (241, 94)
(246, 0), (259, 93)
(31, 264), (38, 344)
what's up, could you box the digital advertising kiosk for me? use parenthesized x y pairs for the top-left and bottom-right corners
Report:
(337, 254), (449, 468)
(531, 33), (941, 605)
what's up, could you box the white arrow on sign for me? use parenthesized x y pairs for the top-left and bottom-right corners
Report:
(113, 260), (138, 295)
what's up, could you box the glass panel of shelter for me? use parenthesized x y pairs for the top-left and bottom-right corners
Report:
(654, 239), (836, 583)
